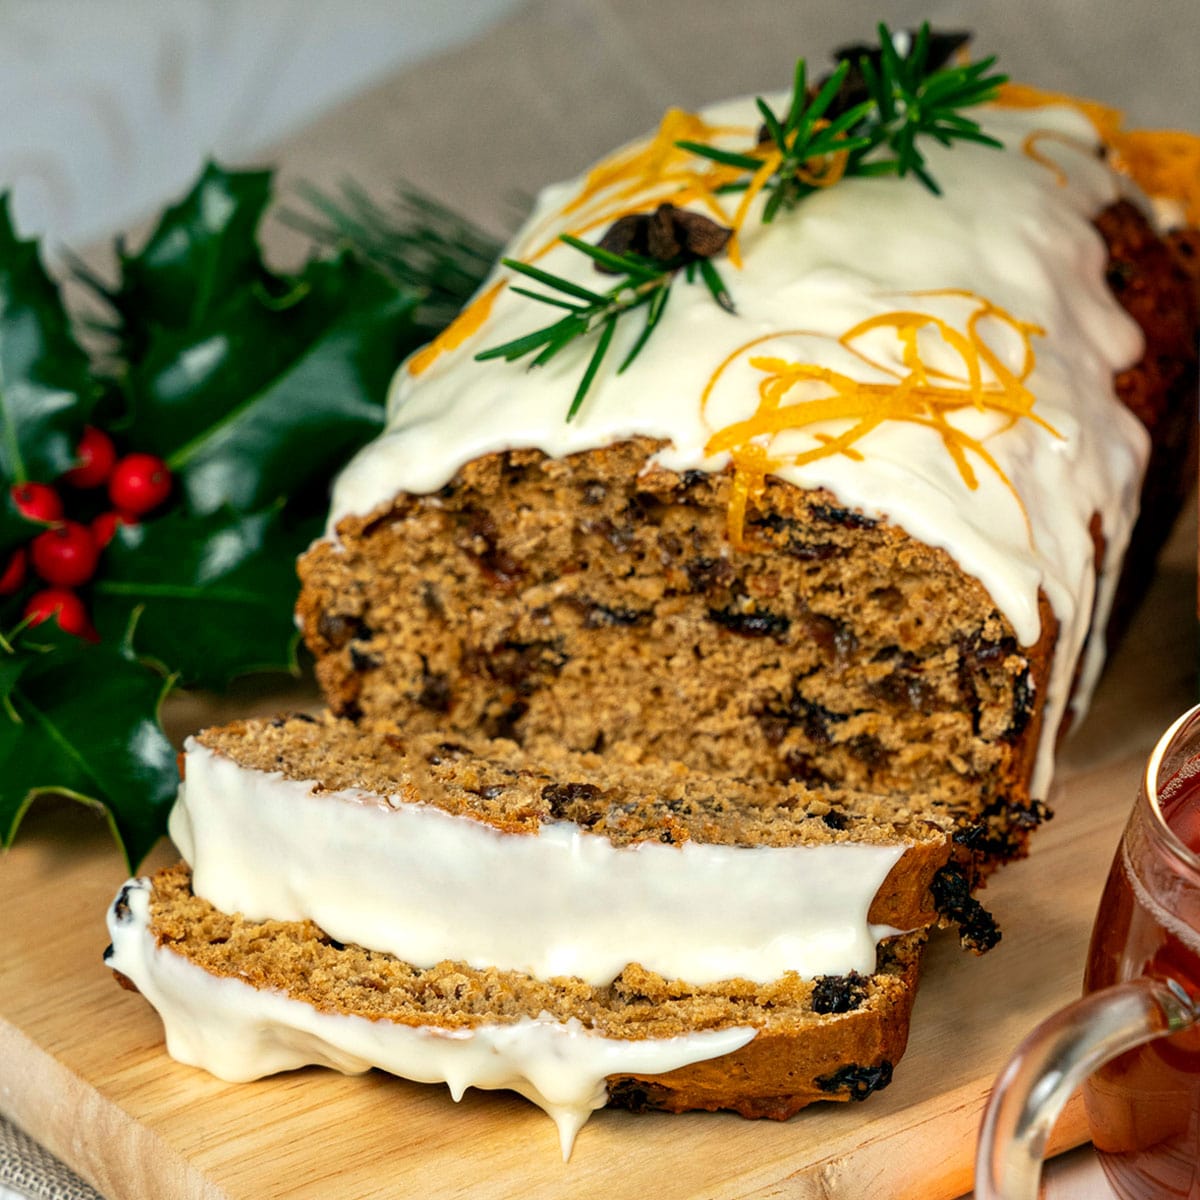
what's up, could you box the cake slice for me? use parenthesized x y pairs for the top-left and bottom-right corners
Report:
(107, 864), (927, 1158)
(110, 711), (990, 1154)
(168, 712), (973, 986)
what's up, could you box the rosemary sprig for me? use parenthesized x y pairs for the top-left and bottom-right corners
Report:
(476, 237), (731, 420)
(858, 22), (1006, 194)
(680, 22), (1006, 217)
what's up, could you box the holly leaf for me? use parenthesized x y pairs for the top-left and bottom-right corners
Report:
(91, 505), (314, 689)
(0, 622), (177, 869)
(90, 163), (273, 357)
(89, 164), (422, 517)
(129, 255), (415, 515)
(0, 196), (96, 485)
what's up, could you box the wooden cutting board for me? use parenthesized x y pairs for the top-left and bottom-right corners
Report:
(0, 504), (1194, 1200)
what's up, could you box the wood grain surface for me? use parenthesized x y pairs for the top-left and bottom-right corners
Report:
(0, 501), (1193, 1200)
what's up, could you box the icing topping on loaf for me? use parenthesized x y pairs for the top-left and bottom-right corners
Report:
(106, 877), (757, 1158)
(171, 722), (951, 985)
(327, 98), (1153, 797)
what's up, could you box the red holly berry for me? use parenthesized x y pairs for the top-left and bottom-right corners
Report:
(0, 547), (26, 595)
(30, 521), (100, 587)
(24, 588), (96, 640)
(11, 482), (63, 523)
(91, 510), (137, 549)
(63, 426), (118, 489)
(108, 454), (172, 516)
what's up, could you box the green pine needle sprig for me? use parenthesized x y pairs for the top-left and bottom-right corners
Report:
(285, 181), (503, 331)
(477, 239), (732, 421)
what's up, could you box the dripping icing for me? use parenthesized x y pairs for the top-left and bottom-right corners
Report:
(106, 879), (756, 1159)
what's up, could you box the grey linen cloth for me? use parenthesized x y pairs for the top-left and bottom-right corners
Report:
(0, 1120), (102, 1200)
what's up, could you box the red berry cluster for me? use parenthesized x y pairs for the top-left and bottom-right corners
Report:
(2, 428), (172, 640)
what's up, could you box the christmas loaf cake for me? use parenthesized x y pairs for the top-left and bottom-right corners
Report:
(110, 29), (1200, 1154)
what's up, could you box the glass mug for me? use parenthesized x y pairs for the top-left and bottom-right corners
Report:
(976, 703), (1200, 1200)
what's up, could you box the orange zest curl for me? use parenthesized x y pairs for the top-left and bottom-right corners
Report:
(993, 82), (1123, 144)
(994, 82), (1200, 225)
(723, 443), (773, 557)
(728, 154), (779, 267)
(1020, 130), (1093, 187)
(563, 110), (746, 215)
(701, 292), (1056, 549)
(408, 280), (505, 376)
(526, 109), (752, 262)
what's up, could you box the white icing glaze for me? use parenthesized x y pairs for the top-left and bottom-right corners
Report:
(106, 878), (756, 1158)
(170, 739), (909, 986)
(327, 98), (1152, 799)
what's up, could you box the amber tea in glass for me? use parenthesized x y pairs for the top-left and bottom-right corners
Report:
(1082, 716), (1200, 1198)
(977, 704), (1200, 1200)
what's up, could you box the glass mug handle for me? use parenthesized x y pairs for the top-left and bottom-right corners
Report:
(974, 975), (1198, 1199)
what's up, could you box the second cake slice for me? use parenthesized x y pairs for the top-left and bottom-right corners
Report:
(170, 712), (966, 988)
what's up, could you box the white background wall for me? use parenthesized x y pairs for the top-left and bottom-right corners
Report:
(0, 0), (521, 250)
(2, 0), (1197, 255)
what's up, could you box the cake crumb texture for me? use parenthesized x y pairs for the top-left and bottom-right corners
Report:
(142, 863), (924, 1117)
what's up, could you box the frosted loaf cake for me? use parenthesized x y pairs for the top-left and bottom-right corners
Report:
(110, 29), (1200, 1155)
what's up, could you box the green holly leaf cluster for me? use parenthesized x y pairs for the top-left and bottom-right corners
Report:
(0, 621), (177, 869)
(91, 166), (419, 520)
(0, 163), (494, 868)
(92, 506), (313, 688)
(72, 164), (426, 690)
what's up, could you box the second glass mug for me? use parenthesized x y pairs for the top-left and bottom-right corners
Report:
(976, 703), (1200, 1200)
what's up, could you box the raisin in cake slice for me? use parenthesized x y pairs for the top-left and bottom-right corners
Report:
(167, 712), (965, 986)
(107, 864), (925, 1159)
